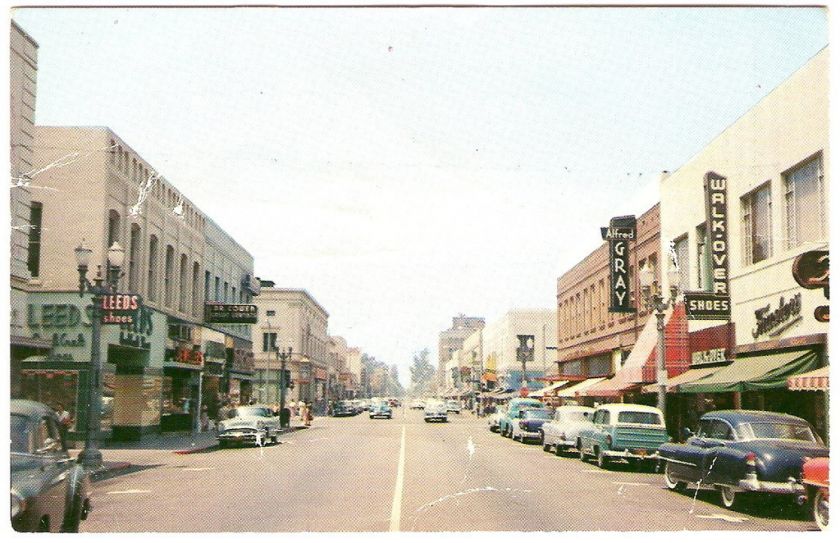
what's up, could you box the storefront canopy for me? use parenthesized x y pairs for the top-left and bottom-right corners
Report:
(528, 381), (569, 398)
(787, 366), (829, 392)
(555, 377), (607, 398)
(640, 365), (726, 394)
(678, 349), (820, 393)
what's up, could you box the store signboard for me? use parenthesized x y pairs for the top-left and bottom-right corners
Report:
(603, 215), (636, 313)
(100, 294), (142, 325)
(204, 303), (258, 324)
(684, 291), (731, 320)
(704, 171), (731, 297)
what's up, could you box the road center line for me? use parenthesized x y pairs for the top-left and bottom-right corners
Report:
(389, 424), (407, 532)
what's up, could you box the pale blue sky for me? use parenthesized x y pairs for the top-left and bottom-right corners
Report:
(12, 7), (828, 385)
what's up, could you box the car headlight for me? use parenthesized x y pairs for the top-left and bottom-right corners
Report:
(11, 489), (26, 519)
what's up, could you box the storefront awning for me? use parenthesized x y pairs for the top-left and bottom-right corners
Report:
(555, 377), (607, 398)
(528, 381), (569, 398)
(678, 348), (820, 393)
(787, 366), (829, 392)
(640, 365), (726, 394)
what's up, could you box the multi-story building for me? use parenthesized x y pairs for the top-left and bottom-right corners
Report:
(17, 125), (257, 440)
(9, 22), (52, 379)
(252, 284), (330, 409)
(481, 309), (557, 392)
(551, 203), (690, 406)
(436, 314), (484, 389)
(658, 47), (829, 438)
(346, 346), (362, 392)
(328, 336), (354, 399)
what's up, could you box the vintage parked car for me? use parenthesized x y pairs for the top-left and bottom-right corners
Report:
(446, 400), (461, 414)
(499, 398), (545, 438)
(217, 405), (282, 447)
(332, 401), (356, 417)
(369, 402), (393, 419)
(658, 410), (828, 510)
(578, 403), (668, 470)
(541, 405), (595, 455)
(511, 408), (554, 443)
(487, 411), (502, 433)
(802, 457), (829, 530)
(424, 401), (448, 423)
(11, 400), (93, 532)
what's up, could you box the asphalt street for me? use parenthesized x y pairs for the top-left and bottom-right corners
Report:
(83, 408), (818, 532)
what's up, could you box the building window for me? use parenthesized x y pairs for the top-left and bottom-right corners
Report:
(107, 210), (120, 246)
(164, 245), (174, 307)
(267, 310), (276, 317)
(231, 287), (237, 304)
(179, 254), (188, 312)
(148, 235), (158, 301)
(204, 271), (210, 302)
(263, 332), (278, 352)
(696, 223), (712, 291)
(192, 262), (200, 316)
(128, 224), (141, 291)
(223, 282), (229, 302)
(741, 182), (772, 266)
(672, 235), (689, 292)
(785, 154), (824, 249)
(27, 201), (43, 277)
(214, 277), (220, 301)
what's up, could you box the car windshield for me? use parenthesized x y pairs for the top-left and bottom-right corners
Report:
(228, 406), (272, 419)
(11, 414), (31, 453)
(525, 409), (553, 420)
(428, 402), (444, 409)
(563, 411), (592, 422)
(617, 411), (662, 425)
(739, 422), (821, 443)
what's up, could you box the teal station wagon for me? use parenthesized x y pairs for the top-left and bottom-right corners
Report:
(577, 403), (669, 470)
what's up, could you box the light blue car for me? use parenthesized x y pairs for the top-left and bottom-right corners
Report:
(498, 398), (545, 438)
(577, 403), (668, 470)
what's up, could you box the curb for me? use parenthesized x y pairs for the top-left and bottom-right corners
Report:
(88, 461), (133, 481)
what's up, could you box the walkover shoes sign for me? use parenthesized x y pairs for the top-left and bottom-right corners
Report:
(602, 215), (636, 313)
(685, 171), (731, 321)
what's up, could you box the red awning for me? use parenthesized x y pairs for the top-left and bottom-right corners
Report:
(787, 366), (829, 391)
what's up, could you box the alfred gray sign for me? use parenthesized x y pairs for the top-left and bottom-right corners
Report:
(604, 215), (636, 313)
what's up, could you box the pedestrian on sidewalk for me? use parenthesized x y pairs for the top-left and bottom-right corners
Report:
(55, 403), (72, 429)
(298, 400), (306, 424)
(305, 402), (313, 426)
(200, 406), (210, 432)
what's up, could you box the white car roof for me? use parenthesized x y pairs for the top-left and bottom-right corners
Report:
(595, 403), (664, 415)
(555, 405), (595, 413)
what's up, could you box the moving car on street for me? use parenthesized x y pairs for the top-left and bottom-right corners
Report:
(217, 405), (282, 447)
(11, 400), (92, 532)
(424, 401), (448, 423)
(541, 405), (595, 455)
(578, 403), (667, 470)
(332, 401), (356, 417)
(658, 410), (828, 510)
(802, 457), (829, 530)
(487, 411), (502, 433)
(498, 398), (544, 438)
(446, 400), (461, 414)
(511, 408), (554, 443)
(369, 402), (393, 419)
(410, 399), (425, 410)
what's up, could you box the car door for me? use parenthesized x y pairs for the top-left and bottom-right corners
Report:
(544, 412), (562, 445)
(670, 419), (713, 482)
(697, 419), (737, 485)
(35, 416), (71, 531)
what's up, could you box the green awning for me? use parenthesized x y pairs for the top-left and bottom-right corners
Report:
(678, 348), (820, 393)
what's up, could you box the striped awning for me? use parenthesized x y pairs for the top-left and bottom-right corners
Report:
(555, 377), (607, 398)
(640, 365), (726, 394)
(528, 381), (569, 398)
(787, 366), (829, 391)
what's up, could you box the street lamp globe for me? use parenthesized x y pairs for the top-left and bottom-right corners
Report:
(74, 241), (92, 269)
(639, 264), (655, 289)
(107, 242), (125, 268)
(667, 268), (681, 290)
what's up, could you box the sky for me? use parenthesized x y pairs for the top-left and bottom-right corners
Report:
(11, 5), (828, 386)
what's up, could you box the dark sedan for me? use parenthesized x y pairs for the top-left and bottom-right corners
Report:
(511, 408), (554, 443)
(658, 410), (828, 510)
(11, 400), (93, 532)
(332, 401), (356, 417)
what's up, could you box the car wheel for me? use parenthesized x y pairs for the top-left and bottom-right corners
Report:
(541, 433), (551, 452)
(596, 449), (610, 470)
(578, 444), (587, 462)
(663, 463), (687, 492)
(554, 444), (564, 457)
(813, 487), (829, 531)
(60, 494), (84, 533)
(720, 486), (738, 509)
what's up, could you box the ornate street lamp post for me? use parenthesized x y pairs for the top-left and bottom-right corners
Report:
(277, 346), (292, 427)
(75, 240), (125, 470)
(639, 263), (680, 418)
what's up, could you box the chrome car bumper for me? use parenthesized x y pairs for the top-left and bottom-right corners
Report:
(737, 474), (805, 495)
(519, 430), (542, 439)
(602, 449), (660, 460)
(218, 430), (263, 443)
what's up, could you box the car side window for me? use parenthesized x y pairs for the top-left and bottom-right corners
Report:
(35, 417), (62, 454)
(707, 420), (734, 441)
(696, 419), (714, 438)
